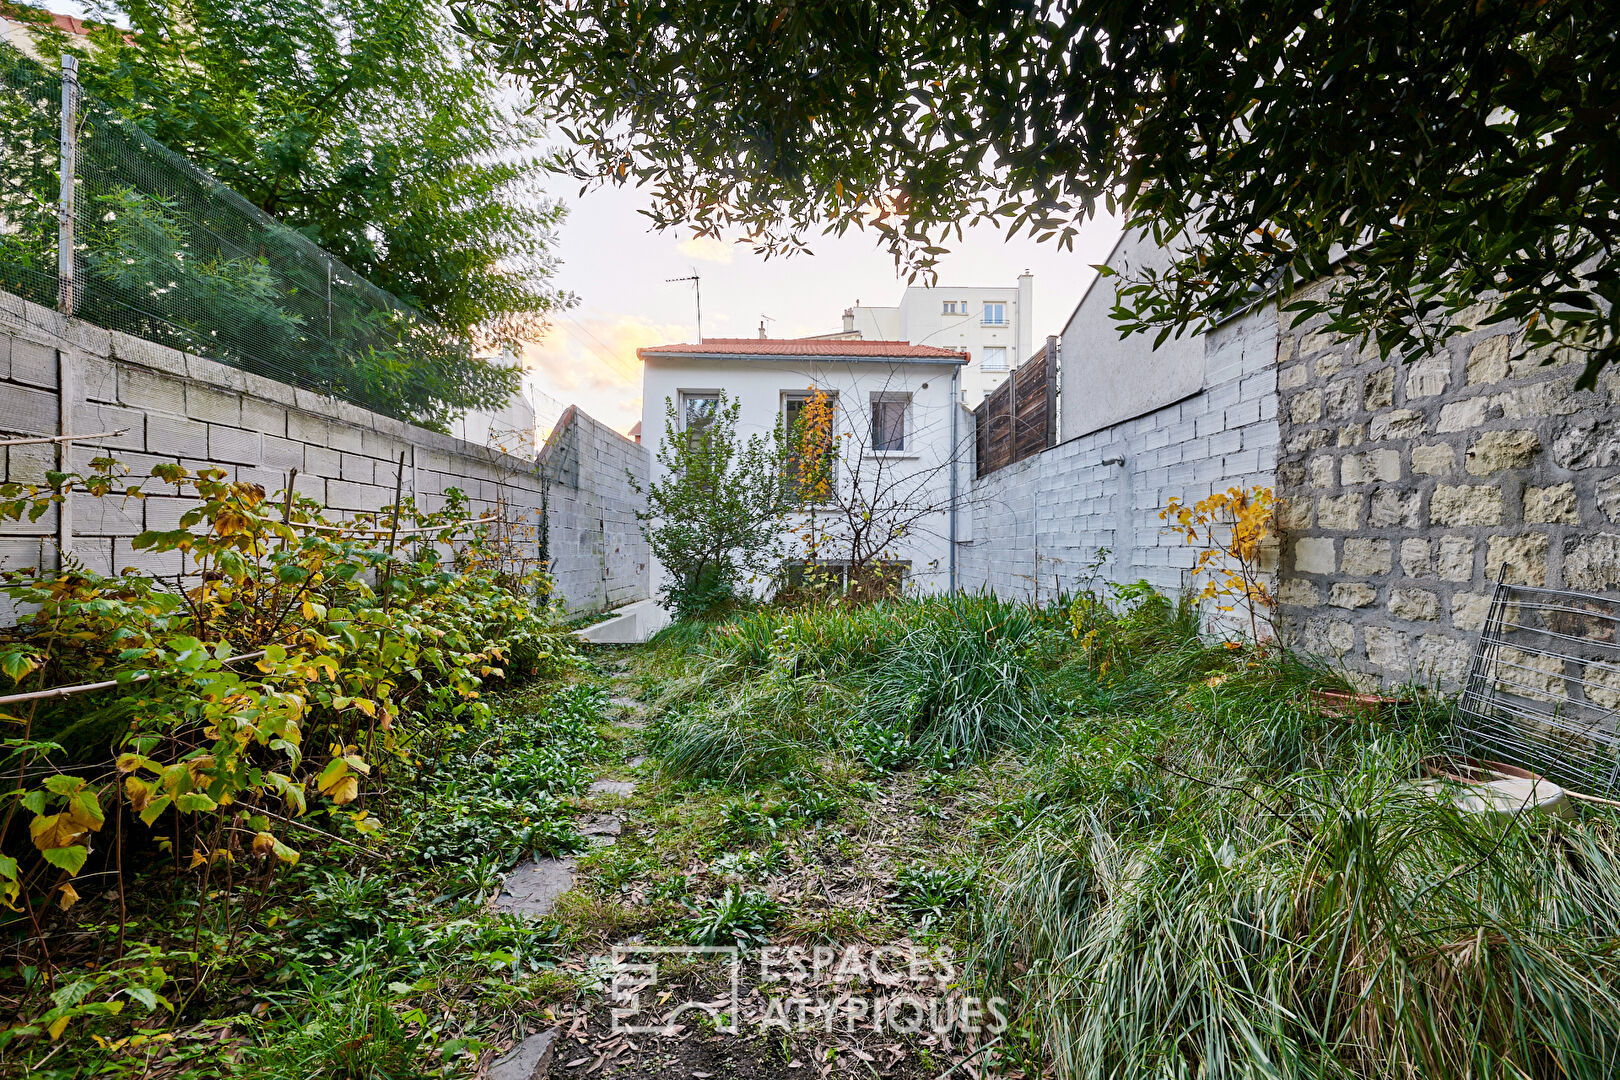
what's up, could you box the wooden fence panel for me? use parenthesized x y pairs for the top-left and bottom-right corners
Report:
(974, 336), (1057, 477)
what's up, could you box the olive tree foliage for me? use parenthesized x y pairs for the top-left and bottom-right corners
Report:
(457, 0), (1619, 384)
(636, 393), (788, 619)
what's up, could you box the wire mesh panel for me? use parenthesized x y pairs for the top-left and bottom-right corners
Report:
(1455, 571), (1620, 797)
(0, 46), (482, 427)
(0, 47), (61, 309)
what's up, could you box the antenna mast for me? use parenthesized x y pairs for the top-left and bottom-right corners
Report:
(666, 270), (702, 341)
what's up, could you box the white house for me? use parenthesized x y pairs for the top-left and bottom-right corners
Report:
(638, 337), (971, 597)
(823, 273), (1034, 407)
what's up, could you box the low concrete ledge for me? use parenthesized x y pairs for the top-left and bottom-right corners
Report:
(575, 599), (671, 645)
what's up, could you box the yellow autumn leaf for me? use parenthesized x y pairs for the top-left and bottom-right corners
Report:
(56, 881), (79, 910)
(29, 813), (87, 851)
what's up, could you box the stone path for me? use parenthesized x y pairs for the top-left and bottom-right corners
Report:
(491, 656), (644, 919)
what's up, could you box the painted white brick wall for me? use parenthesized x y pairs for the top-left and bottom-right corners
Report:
(957, 304), (1280, 602)
(0, 289), (649, 620)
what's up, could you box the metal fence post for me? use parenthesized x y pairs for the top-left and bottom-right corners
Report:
(56, 54), (78, 316)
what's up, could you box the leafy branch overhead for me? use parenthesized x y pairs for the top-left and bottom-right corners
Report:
(459, 0), (1619, 382)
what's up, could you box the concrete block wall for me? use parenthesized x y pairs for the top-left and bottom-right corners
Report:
(957, 305), (1279, 601)
(0, 288), (649, 618)
(1274, 289), (1620, 688)
(540, 406), (650, 612)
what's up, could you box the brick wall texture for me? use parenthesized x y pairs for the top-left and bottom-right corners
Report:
(958, 304), (1280, 601)
(0, 288), (649, 619)
(1274, 287), (1620, 688)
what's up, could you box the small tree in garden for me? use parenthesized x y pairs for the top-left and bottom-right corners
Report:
(637, 393), (787, 619)
(1161, 486), (1278, 642)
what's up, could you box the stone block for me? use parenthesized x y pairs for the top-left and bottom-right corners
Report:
(304, 445), (342, 477)
(1430, 484), (1503, 526)
(1278, 578), (1320, 606)
(489, 1029), (560, 1080)
(1364, 368), (1394, 409)
(1552, 419), (1620, 470)
(1404, 354), (1451, 398)
(146, 415), (210, 460)
(1342, 449), (1401, 485)
(1486, 534), (1549, 586)
(1304, 615), (1355, 657)
(6, 383), (59, 437)
(9, 337), (57, 388)
(1290, 389), (1322, 424)
(1436, 397), (1489, 433)
(327, 424), (365, 452)
(1314, 352), (1342, 378)
(1388, 588), (1439, 621)
(340, 453), (374, 483)
(287, 411), (332, 447)
(1365, 626), (1409, 670)
(1342, 538), (1393, 576)
(1524, 483), (1579, 525)
(1329, 582), (1378, 608)
(1277, 497), (1313, 532)
(1451, 593), (1493, 632)
(1286, 428), (1330, 455)
(1323, 377), (1360, 420)
(1466, 335), (1512, 385)
(1279, 362), (1307, 390)
(262, 435), (305, 471)
(72, 402), (146, 452)
(78, 353), (118, 403)
(5, 442), (53, 483)
(75, 493), (144, 536)
(1308, 455), (1336, 488)
(1294, 537), (1336, 575)
(1562, 534), (1620, 592)
(1415, 634), (1471, 684)
(1317, 494), (1365, 530)
(186, 385), (241, 425)
(1370, 409), (1424, 441)
(118, 366), (188, 415)
(241, 398), (288, 437)
(1436, 536), (1475, 581)
(1410, 443), (1454, 476)
(1336, 424), (1365, 447)
(1492, 380), (1585, 421)
(1380, 544), (1421, 586)
(208, 425), (263, 466)
(114, 538), (183, 578)
(1599, 476), (1620, 524)
(1465, 430), (1541, 475)
(108, 330), (188, 377)
(1370, 488), (1422, 528)
(326, 479), (389, 511)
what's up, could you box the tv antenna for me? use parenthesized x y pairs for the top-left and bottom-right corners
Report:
(758, 313), (775, 338)
(666, 269), (702, 341)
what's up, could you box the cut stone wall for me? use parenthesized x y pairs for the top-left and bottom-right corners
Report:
(958, 304), (1279, 600)
(1274, 287), (1620, 688)
(0, 289), (648, 619)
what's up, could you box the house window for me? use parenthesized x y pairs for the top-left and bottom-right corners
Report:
(784, 391), (837, 500)
(781, 559), (909, 599)
(982, 346), (1009, 372)
(681, 391), (721, 448)
(871, 393), (909, 452)
(983, 301), (1007, 326)
(942, 300), (956, 314)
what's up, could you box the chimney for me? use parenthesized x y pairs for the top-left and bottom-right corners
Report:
(842, 307), (855, 334)
(758, 318), (767, 339)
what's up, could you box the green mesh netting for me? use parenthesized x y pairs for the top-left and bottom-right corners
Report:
(1, 45), (477, 424)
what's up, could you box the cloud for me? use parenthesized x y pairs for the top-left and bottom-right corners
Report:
(521, 313), (688, 435)
(675, 234), (734, 264)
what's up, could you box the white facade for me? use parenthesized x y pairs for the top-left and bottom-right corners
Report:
(454, 347), (567, 457)
(639, 341), (970, 598)
(838, 273), (1034, 406)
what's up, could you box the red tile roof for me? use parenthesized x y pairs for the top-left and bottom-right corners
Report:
(638, 338), (968, 362)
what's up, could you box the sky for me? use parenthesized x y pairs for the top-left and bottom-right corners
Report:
(528, 184), (1124, 434)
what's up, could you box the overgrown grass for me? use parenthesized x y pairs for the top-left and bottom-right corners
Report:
(639, 587), (1620, 1078)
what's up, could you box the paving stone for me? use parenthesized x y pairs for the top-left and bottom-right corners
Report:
(490, 1029), (560, 1080)
(609, 695), (644, 712)
(580, 813), (622, 837)
(492, 858), (576, 918)
(589, 779), (637, 797)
